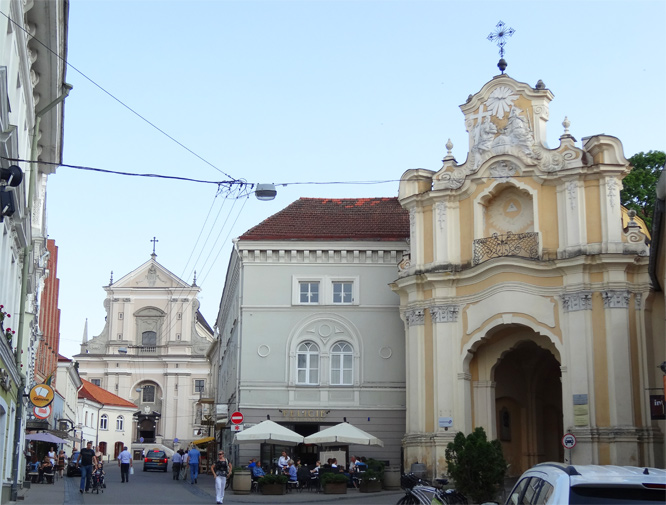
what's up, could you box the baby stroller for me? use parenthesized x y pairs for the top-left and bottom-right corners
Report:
(91, 465), (105, 494)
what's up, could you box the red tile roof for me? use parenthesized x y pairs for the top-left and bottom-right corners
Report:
(79, 379), (137, 409)
(57, 354), (71, 362)
(240, 197), (409, 241)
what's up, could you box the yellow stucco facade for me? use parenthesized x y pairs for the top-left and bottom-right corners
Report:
(392, 74), (664, 479)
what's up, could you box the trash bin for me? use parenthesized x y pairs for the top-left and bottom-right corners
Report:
(133, 450), (142, 461)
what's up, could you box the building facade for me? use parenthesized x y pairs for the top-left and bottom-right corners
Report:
(75, 254), (214, 452)
(392, 72), (663, 478)
(0, 1), (69, 500)
(212, 197), (409, 468)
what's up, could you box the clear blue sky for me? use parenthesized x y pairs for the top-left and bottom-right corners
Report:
(48, 0), (666, 358)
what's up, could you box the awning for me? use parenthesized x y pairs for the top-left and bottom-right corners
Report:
(192, 436), (215, 446)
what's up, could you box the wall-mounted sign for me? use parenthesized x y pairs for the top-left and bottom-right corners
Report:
(438, 417), (453, 428)
(33, 404), (52, 420)
(650, 395), (665, 420)
(280, 409), (329, 419)
(29, 384), (54, 408)
(562, 433), (577, 449)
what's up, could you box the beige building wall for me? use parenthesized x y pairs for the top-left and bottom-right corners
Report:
(394, 74), (662, 479)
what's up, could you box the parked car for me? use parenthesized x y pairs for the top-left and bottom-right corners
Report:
(505, 463), (666, 505)
(143, 449), (168, 472)
(66, 451), (81, 477)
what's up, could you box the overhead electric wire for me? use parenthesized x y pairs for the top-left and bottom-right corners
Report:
(0, 9), (239, 182)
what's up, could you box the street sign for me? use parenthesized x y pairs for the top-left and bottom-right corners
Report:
(33, 404), (51, 420)
(562, 433), (576, 449)
(230, 411), (244, 424)
(232, 424), (244, 432)
(438, 417), (453, 428)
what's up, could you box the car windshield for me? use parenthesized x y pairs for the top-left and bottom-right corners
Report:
(569, 486), (666, 504)
(147, 451), (165, 458)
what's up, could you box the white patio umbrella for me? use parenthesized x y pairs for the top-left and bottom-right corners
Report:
(303, 422), (384, 447)
(233, 420), (304, 445)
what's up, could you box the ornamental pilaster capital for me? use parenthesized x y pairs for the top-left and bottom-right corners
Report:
(405, 309), (425, 327)
(561, 291), (592, 312)
(429, 305), (460, 323)
(602, 290), (630, 309)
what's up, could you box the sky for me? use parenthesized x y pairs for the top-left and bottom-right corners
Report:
(47, 0), (666, 359)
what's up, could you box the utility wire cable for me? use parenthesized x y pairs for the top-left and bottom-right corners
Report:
(0, 9), (238, 181)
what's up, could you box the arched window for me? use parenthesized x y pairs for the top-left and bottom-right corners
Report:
(116, 416), (124, 431)
(330, 342), (353, 385)
(100, 414), (108, 430)
(142, 385), (155, 403)
(297, 342), (319, 385)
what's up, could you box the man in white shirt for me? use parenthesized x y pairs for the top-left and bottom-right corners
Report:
(117, 446), (133, 483)
(278, 451), (290, 472)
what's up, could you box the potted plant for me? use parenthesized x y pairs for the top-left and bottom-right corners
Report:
(358, 468), (383, 493)
(321, 472), (348, 494)
(231, 466), (252, 494)
(258, 473), (288, 495)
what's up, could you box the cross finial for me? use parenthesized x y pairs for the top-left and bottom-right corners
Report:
(487, 21), (515, 58)
(150, 237), (159, 256)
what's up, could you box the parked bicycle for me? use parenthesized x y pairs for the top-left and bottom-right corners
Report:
(396, 473), (468, 505)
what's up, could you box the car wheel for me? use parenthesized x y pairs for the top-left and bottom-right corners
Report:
(163, 468), (167, 472)
(143, 467), (147, 472)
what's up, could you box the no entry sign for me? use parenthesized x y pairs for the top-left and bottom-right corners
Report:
(230, 411), (244, 424)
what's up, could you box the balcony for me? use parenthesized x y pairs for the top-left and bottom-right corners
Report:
(473, 232), (539, 265)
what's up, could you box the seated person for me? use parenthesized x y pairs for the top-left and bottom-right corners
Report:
(247, 458), (256, 469)
(251, 460), (266, 478)
(310, 460), (321, 476)
(287, 460), (298, 482)
(41, 457), (54, 483)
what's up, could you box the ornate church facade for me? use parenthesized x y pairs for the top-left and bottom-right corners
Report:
(392, 73), (664, 478)
(74, 254), (214, 451)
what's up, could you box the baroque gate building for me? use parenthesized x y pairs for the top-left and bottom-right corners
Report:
(392, 72), (663, 478)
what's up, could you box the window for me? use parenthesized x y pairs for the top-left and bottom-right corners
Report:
(332, 282), (353, 303)
(194, 380), (205, 393)
(90, 379), (101, 386)
(142, 385), (155, 403)
(142, 331), (156, 347)
(297, 342), (319, 384)
(330, 342), (353, 385)
(99, 414), (108, 430)
(299, 282), (319, 304)
(116, 416), (124, 431)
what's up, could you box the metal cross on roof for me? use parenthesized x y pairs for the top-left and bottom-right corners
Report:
(150, 236), (159, 255)
(487, 21), (515, 58)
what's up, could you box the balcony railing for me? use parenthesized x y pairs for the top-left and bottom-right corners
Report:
(473, 232), (539, 265)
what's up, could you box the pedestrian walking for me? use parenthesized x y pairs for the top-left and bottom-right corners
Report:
(180, 449), (188, 481)
(172, 449), (182, 480)
(118, 446), (133, 483)
(188, 445), (201, 484)
(76, 441), (98, 493)
(212, 450), (231, 504)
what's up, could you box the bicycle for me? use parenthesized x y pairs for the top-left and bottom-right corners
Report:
(396, 473), (468, 505)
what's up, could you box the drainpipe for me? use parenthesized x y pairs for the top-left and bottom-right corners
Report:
(10, 83), (72, 501)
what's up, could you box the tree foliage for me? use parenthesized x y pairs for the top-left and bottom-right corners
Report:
(445, 427), (508, 504)
(621, 150), (665, 231)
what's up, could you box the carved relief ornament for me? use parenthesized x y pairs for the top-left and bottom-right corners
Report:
(561, 292), (592, 312)
(430, 305), (460, 323)
(405, 309), (425, 326)
(602, 290), (630, 309)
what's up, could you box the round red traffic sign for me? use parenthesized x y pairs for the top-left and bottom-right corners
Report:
(561, 433), (576, 449)
(230, 411), (244, 424)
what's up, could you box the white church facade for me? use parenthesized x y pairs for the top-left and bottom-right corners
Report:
(74, 254), (214, 451)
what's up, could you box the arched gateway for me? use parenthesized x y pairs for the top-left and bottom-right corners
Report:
(469, 326), (563, 476)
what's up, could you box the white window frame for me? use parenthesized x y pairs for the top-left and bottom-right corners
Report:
(116, 416), (124, 431)
(194, 379), (205, 394)
(296, 280), (320, 304)
(332, 281), (354, 304)
(296, 342), (320, 385)
(330, 341), (354, 385)
(90, 379), (101, 386)
(99, 414), (108, 430)
(293, 276), (359, 305)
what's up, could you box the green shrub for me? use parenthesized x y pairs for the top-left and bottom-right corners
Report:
(258, 473), (288, 485)
(320, 472), (349, 485)
(445, 427), (508, 504)
(359, 468), (382, 483)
